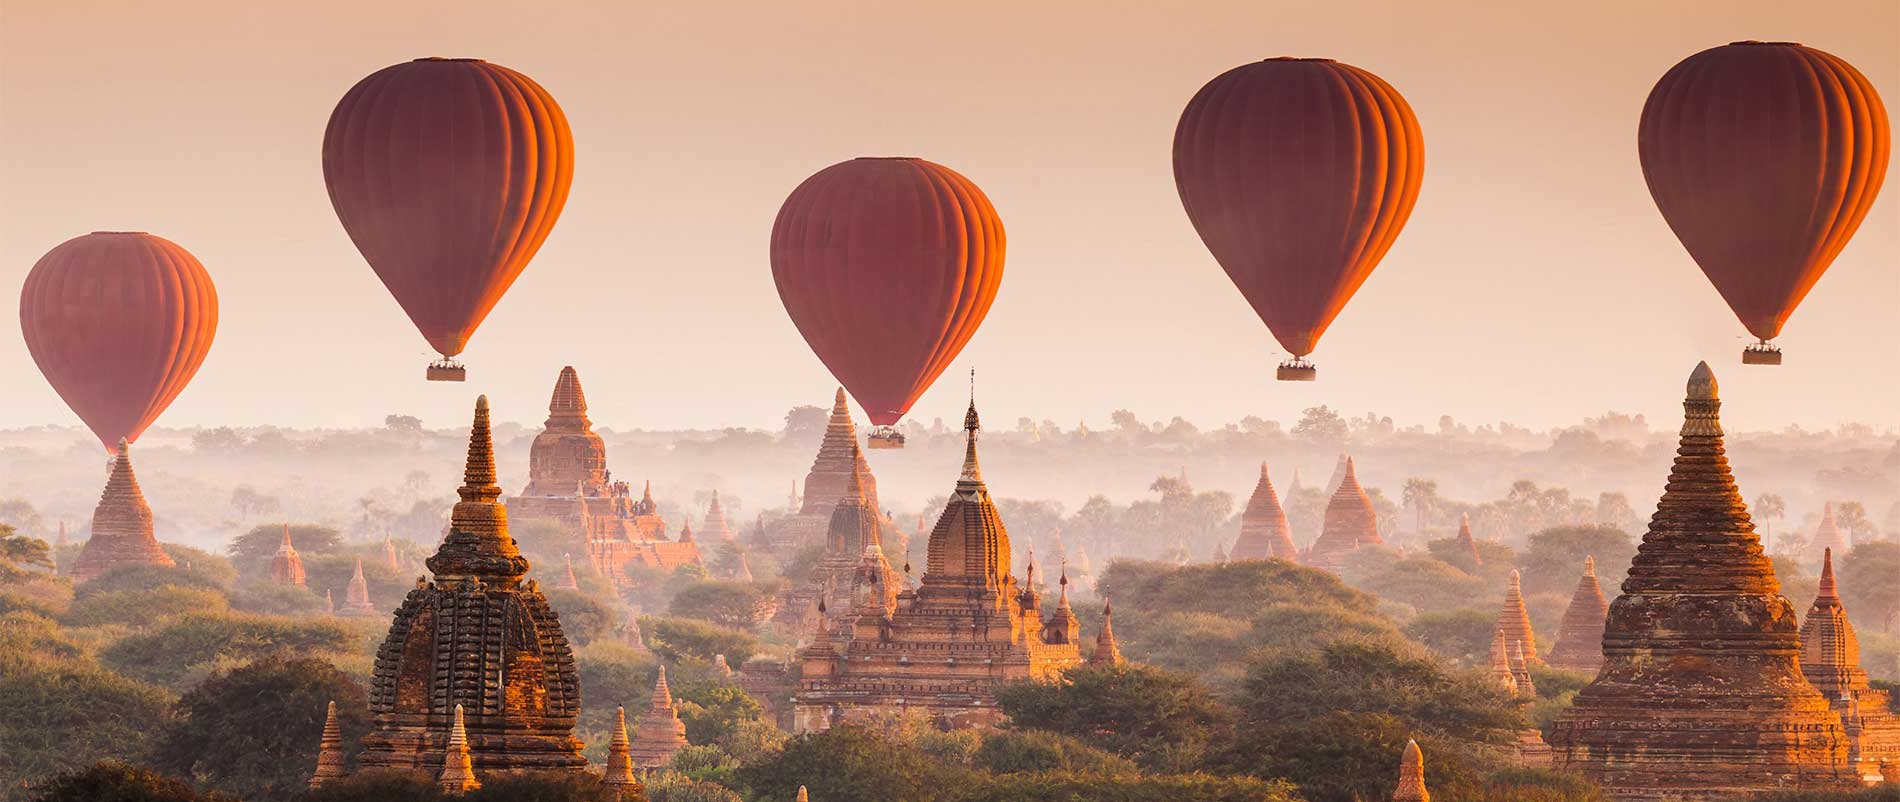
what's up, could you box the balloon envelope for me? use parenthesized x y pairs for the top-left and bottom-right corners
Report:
(1639, 41), (1889, 342)
(20, 232), (219, 452)
(1173, 58), (1424, 358)
(322, 57), (575, 359)
(771, 157), (1006, 426)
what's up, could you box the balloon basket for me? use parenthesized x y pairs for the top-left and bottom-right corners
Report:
(867, 426), (906, 449)
(1742, 342), (1781, 366)
(426, 359), (467, 382)
(1276, 358), (1317, 382)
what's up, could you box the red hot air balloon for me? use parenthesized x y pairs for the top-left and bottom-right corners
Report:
(20, 232), (219, 453)
(322, 58), (575, 381)
(1639, 41), (1889, 366)
(771, 157), (1006, 448)
(1173, 58), (1425, 381)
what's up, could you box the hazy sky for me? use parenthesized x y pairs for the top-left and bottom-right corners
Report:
(3, 0), (1896, 435)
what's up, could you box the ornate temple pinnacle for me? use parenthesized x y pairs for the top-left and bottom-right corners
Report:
(461, 395), (500, 502)
(1393, 739), (1430, 802)
(1681, 361), (1723, 437)
(1818, 548), (1839, 601)
(428, 395), (529, 582)
(959, 400), (983, 484)
(1584, 555), (1596, 576)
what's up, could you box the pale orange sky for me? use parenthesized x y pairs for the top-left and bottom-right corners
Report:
(2, 0), (1896, 435)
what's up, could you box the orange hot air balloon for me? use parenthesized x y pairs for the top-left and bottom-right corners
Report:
(19, 232), (219, 453)
(771, 157), (1006, 448)
(322, 58), (575, 382)
(1640, 41), (1889, 366)
(1173, 58), (1424, 381)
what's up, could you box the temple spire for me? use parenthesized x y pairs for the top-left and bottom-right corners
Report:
(383, 533), (402, 574)
(1495, 569), (1538, 665)
(70, 438), (173, 581)
(1090, 597), (1124, 665)
(438, 703), (480, 794)
(308, 700), (346, 789)
(427, 396), (528, 583)
(341, 556), (375, 616)
(602, 705), (640, 792)
(1457, 513), (1482, 568)
(628, 666), (688, 768)
(959, 395), (983, 484)
(271, 524), (307, 587)
(1818, 548), (1839, 601)
(1392, 739), (1430, 802)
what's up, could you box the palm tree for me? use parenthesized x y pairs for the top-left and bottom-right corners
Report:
(1755, 493), (1787, 540)
(1402, 478), (1438, 533)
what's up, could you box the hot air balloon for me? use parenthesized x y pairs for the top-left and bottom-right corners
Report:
(19, 232), (218, 453)
(1173, 58), (1425, 381)
(771, 157), (1006, 448)
(1639, 41), (1889, 366)
(322, 57), (575, 381)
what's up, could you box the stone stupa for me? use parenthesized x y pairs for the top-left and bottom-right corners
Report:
(69, 440), (175, 582)
(1546, 556), (1609, 673)
(357, 396), (587, 779)
(1800, 548), (1900, 782)
(1231, 463), (1298, 561)
(1549, 363), (1855, 798)
(1306, 457), (1383, 571)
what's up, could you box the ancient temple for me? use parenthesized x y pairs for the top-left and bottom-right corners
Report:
(1547, 556), (1609, 673)
(776, 440), (901, 637)
(384, 534), (403, 575)
(1305, 457), (1383, 571)
(506, 368), (698, 580)
(772, 389), (888, 551)
(1808, 502), (1849, 568)
(700, 491), (737, 543)
(341, 557), (377, 617)
(1089, 598), (1124, 666)
(793, 398), (1083, 732)
(438, 704), (479, 794)
(1550, 363), (1855, 799)
(1488, 631), (1519, 692)
(1495, 570), (1539, 666)
(358, 396), (587, 778)
(1232, 463), (1300, 562)
(602, 706), (641, 794)
(1801, 549), (1900, 782)
(629, 667), (687, 769)
(1455, 513), (1482, 569)
(269, 525), (307, 587)
(309, 701), (347, 789)
(1392, 739), (1429, 802)
(70, 440), (175, 582)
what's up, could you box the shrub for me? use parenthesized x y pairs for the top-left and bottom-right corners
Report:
(155, 656), (369, 802)
(24, 761), (234, 802)
(100, 612), (356, 688)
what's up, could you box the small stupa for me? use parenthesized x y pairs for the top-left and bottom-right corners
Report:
(1306, 457), (1383, 571)
(1547, 556), (1609, 673)
(1487, 631), (1519, 692)
(629, 666), (688, 768)
(1455, 513), (1482, 569)
(1232, 463), (1299, 561)
(1801, 548), (1900, 781)
(1550, 363), (1855, 798)
(438, 704), (479, 794)
(1089, 597), (1124, 666)
(1807, 502), (1849, 568)
(1392, 739), (1430, 802)
(341, 557), (377, 617)
(601, 705), (642, 794)
(1495, 569), (1539, 666)
(269, 524), (308, 587)
(69, 440), (175, 581)
(308, 700), (347, 789)
(701, 491), (737, 543)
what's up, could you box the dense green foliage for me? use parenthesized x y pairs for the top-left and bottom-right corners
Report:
(25, 762), (235, 802)
(155, 657), (369, 801)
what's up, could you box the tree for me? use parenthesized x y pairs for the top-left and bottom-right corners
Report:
(1836, 502), (1878, 543)
(643, 771), (741, 802)
(675, 681), (764, 745)
(1357, 558), (1486, 615)
(0, 525), (54, 583)
(156, 657), (369, 801)
(228, 524), (343, 578)
(24, 761), (234, 802)
(735, 726), (965, 802)
(644, 617), (762, 666)
(383, 414), (424, 434)
(1291, 406), (1349, 446)
(994, 663), (1233, 771)
(1404, 608), (1498, 666)
(1515, 525), (1635, 598)
(1841, 543), (1900, 633)
(1594, 492), (1637, 531)
(0, 655), (175, 793)
(64, 586), (230, 629)
(668, 582), (774, 630)
(1403, 479), (1439, 532)
(463, 771), (642, 802)
(100, 613), (356, 688)
(1754, 493), (1788, 541)
(544, 587), (620, 646)
(782, 405), (827, 441)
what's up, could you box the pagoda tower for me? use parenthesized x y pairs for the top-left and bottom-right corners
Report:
(341, 557), (377, 617)
(700, 491), (737, 543)
(1495, 570), (1539, 666)
(629, 667), (687, 769)
(1392, 739), (1430, 802)
(601, 706), (641, 795)
(358, 396), (586, 778)
(438, 704), (479, 794)
(1089, 598), (1124, 666)
(1455, 514), (1482, 569)
(1547, 556), (1610, 673)
(778, 452), (899, 637)
(1550, 363), (1855, 798)
(1807, 502), (1849, 568)
(1232, 463), (1299, 561)
(1488, 631), (1519, 692)
(522, 367), (607, 497)
(309, 701), (347, 789)
(793, 396), (1083, 732)
(1801, 548), (1900, 781)
(777, 388), (886, 549)
(1306, 457), (1383, 571)
(70, 440), (174, 582)
(384, 534), (403, 574)
(269, 525), (308, 587)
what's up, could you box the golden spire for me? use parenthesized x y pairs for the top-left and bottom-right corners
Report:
(308, 700), (347, 789)
(1089, 596), (1124, 665)
(602, 705), (639, 790)
(427, 396), (528, 583)
(1392, 739), (1430, 802)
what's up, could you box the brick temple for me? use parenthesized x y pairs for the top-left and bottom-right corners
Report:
(69, 439), (175, 582)
(792, 399), (1084, 731)
(505, 367), (699, 580)
(1306, 457), (1383, 571)
(1549, 363), (1856, 799)
(1546, 556), (1609, 673)
(358, 395), (588, 778)
(1231, 462), (1298, 561)
(776, 445), (901, 639)
(1800, 549), (1900, 782)
(771, 388), (889, 551)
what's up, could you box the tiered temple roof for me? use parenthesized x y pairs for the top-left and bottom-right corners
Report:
(269, 524), (307, 587)
(438, 704), (479, 794)
(1495, 570), (1539, 666)
(1800, 548), (1900, 782)
(1547, 556), (1609, 673)
(1306, 457), (1383, 571)
(508, 368), (698, 581)
(629, 667), (688, 768)
(700, 491), (737, 543)
(602, 706), (641, 794)
(1090, 598), (1124, 666)
(774, 389), (887, 550)
(793, 398), (1083, 732)
(359, 396), (587, 778)
(1232, 463), (1298, 561)
(1808, 502), (1849, 568)
(70, 440), (174, 582)
(777, 442), (899, 637)
(1550, 363), (1856, 798)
